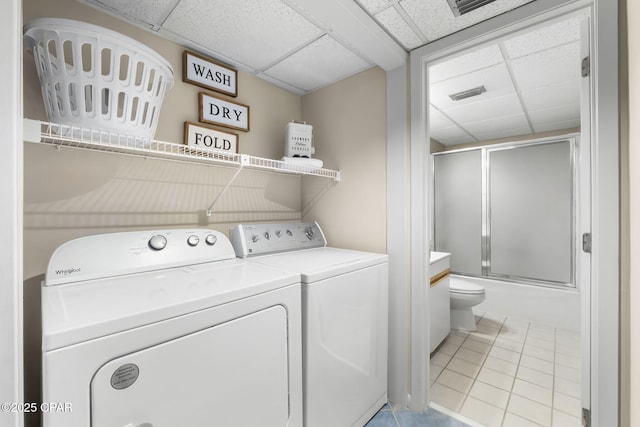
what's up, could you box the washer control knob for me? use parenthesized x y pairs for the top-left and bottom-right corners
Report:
(205, 234), (217, 246)
(264, 232), (270, 240)
(187, 235), (200, 247)
(275, 230), (282, 238)
(286, 230), (293, 237)
(305, 227), (315, 240)
(148, 234), (167, 251)
(251, 234), (259, 243)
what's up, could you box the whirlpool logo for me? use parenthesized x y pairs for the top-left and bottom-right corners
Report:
(55, 267), (81, 276)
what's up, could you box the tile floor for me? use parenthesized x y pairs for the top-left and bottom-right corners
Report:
(430, 311), (583, 427)
(365, 403), (470, 427)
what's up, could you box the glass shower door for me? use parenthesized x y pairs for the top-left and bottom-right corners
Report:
(433, 149), (483, 275)
(487, 141), (574, 285)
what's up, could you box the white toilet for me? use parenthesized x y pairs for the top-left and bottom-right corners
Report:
(450, 278), (486, 331)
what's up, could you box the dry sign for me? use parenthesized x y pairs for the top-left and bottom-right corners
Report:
(183, 50), (237, 97)
(199, 92), (250, 132)
(184, 122), (238, 153)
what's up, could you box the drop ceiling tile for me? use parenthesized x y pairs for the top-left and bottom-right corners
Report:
(528, 104), (580, 125)
(430, 124), (470, 142)
(520, 80), (580, 112)
(510, 42), (581, 90)
(163, 0), (323, 70)
(376, 6), (423, 50)
(400, 0), (534, 42)
(429, 106), (456, 129)
(430, 63), (516, 110)
(264, 35), (370, 92)
(533, 119), (581, 133)
(356, 0), (392, 14)
(464, 113), (530, 136)
(473, 126), (532, 142)
(429, 44), (504, 84)
(503, 17), (582, 59)
(82, 0), (177, 25)
(443, 93), (524, 125)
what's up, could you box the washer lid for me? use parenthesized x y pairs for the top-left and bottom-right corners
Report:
(450, 280), (485, 294)
(249, 247), (388, 283)
(41, 259), (299, 351)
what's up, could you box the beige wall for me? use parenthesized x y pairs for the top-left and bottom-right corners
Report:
(430, 138), (446, 153)
(301, 67), (387, 254)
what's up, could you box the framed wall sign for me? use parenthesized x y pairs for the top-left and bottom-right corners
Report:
(199, 92), (250, 132)
(183, 50), (238, 97)
(184, 121), (238, 153)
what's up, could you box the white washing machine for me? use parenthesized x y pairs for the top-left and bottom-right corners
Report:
(231, 222), (389, 427)
(41, 228), (302, 427)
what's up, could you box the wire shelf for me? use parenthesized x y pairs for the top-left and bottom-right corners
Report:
(25, 119), (341, 182)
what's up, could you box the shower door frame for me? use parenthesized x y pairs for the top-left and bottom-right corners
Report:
(431, 136), (580, 289)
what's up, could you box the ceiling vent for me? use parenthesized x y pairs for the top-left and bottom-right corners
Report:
(446, 0), (498, 16)
(449, 85), (487, 101)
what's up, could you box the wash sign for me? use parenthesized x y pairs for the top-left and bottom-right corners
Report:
(183, 50), (237, 97)
(199, 92), (250, 132)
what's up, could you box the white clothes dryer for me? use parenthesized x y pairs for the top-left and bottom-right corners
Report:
(41, 228), (302, 427)
(231, 222), (389, 427)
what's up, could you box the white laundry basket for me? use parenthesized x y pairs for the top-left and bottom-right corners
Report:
(24, 18), (174, 142)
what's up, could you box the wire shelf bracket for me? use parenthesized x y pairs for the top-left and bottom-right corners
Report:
(205, 154), (249, 217)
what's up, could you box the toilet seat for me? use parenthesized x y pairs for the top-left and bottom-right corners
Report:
(450, 280), (485, 295)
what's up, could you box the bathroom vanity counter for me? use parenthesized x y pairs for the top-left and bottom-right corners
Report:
(430, 251), (451, 265)
(429, 252), (451, 353)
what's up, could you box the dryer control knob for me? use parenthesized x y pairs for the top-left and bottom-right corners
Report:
(148, 235), (167, 251)
(264, 232), (270, 240)
(205, 234), (217, 246)
(187, 235), (200, 246)
(251, 234), (260, 243)
(305, 227), (315, 240)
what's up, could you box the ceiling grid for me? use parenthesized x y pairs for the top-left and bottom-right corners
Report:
(77, 0), (585, 143)
(80, 0), (538, 94)
(498, 42), (535, 135)
(427, 13), (584, 145)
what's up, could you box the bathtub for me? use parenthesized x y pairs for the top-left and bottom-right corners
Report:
(450, 274), (581, 331)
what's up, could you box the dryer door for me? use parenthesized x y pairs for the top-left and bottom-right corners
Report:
(91, 305), (290, 427)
